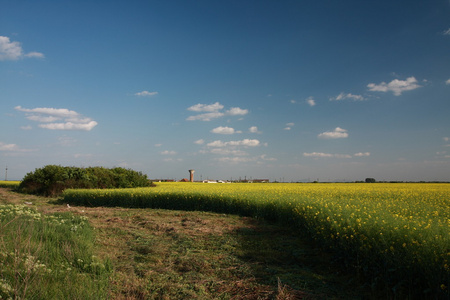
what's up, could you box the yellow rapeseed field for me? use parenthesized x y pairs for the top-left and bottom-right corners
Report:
(64, 182), (450, 296)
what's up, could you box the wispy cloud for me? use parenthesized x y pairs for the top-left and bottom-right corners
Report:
(367, 76), (421, 96)
(354, 152), (371, 157)
(215, 154), (276, 164)
(226, 107), (248, 116)
(211, 126), (236, 134)
(186, 112), (225, 121)
(135, 91), (158, 97)
(15, 106), (98, 131)
(249, 126), (260, 133)
(0, 142), (34, 152)
(330, 92), (365, 101)
(186, 102), (248, 121)
(284, 122), (294, 130)
(443, 28), (450, 35)
(303, 151), (370, 158)
(0, 36), (44, 61)
(188, 102), (224, 112)
(194, 139), (204, 145)
(305, 97), (316, 107)
(207, 139), (260, 148)
(445, 79), (450, 85)
(303, 152), (352, 159)
(318, 127), (348, 139)
(160, 150), (177, 155)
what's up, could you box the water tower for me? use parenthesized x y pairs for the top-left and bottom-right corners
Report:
(188, 169), (195, 182)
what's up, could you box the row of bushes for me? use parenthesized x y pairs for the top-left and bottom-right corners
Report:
(19, 165), (153, 196)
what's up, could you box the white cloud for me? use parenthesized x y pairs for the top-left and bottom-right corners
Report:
(26, 115), (61, 123)
(39, 121), (98, 131)
(0, 142), (20, 151)
(367, 77), (421, 96)
(15, 106), (98, 131)
(303, 152), (333, 158)
(15, 106), (78, 118)
(0, 142), (33, 152)
(211, 126), (235, 134)
(217, 157), (254, 163)
(194, 139), (204, 145)
(354, 152), (371, 157)
(0, 36), (44, 61)
(24, 52), (44, 59)
(154, 143), (162, 147)
(226, 107), (248, 116)
(163, 158), (183, 162)
(209, 148), (248, 156)
(284, 122), (294, 130)
(186, 112), (225, 121)
(215, 154), (276, 164)
(186, 102), (248, 121)
(330, 92), (365, 101)
(207, 139), (260, 148)
(443, 28), (450, 35)
(20, 125), (32, 130)
(160, 150), (177, 155)
(187, 102), (223, 112)
(318, 127), (348, 139)
(306, 97), (316, 106)
(303, 152), (351, 158)
(443, 137), (450, 142)
(135, 91), (158, 97)
(445, 79), (450, 85)
(249, 126), (260, 133)
(290, 100), (296, 104)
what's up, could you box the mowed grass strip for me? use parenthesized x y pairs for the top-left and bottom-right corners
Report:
(1, 187), (368, 299)
(75, 206), (366, 299)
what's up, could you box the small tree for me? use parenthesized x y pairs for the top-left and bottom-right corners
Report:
(365, 177), (376, 183)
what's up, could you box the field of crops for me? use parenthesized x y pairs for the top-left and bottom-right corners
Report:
(63, 182), (450, 298)
(0, 181), (20, 188)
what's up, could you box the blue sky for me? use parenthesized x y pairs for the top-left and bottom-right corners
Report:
(1, 0), (450, 182)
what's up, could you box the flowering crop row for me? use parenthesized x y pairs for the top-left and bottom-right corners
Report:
(63, 182), (450, 298)
(0, 181), (20, 188)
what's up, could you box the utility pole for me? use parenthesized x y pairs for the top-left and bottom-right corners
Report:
(5, 166), (7, 181)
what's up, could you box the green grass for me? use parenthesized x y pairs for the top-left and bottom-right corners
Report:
(0, 204), (111, 299)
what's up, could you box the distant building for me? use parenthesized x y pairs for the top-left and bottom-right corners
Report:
(179, 178), (190, 182)
(151, 179), (174, 182)
(252, 179), (269, 183)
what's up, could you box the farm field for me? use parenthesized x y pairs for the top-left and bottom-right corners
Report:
(0, 185), (367, 299)
(64, 182), (450, 298)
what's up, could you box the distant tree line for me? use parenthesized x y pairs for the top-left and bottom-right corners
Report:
(19, 165), (153, 196)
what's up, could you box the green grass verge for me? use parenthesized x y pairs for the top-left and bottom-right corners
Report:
(0, 204), (111, 299)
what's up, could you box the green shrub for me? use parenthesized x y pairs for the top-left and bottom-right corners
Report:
(18, 165), (152, 196)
